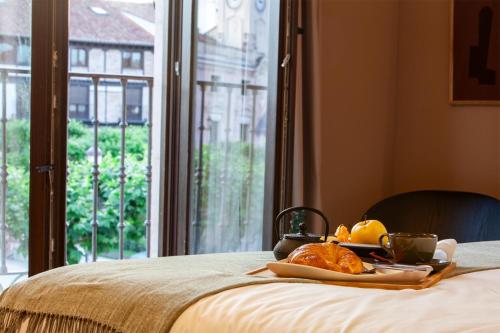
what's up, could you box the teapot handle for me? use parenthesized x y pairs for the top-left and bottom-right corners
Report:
(274, 206), (330, 242)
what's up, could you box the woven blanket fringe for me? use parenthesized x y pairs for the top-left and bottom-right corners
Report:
(0, 307), (121, 333)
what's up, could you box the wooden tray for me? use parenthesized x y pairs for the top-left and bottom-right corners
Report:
(246, 262), (456, 290)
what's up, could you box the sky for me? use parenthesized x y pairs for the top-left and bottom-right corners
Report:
(198, 0), (218, 34)
(103, 0), (219, 33)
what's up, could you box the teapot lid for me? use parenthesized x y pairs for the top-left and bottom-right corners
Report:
(283, 222), (321, 242)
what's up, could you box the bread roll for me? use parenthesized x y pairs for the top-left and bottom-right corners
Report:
(287, 243), (364, 274)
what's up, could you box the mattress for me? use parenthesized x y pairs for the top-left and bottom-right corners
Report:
(171, 269), (500, 333)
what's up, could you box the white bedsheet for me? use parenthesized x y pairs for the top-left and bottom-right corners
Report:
(171, 269), (500, 333)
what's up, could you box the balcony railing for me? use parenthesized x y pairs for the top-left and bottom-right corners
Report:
(0, 67), (269, 288)
(68, 72), (154, 261)
(191, 80), (267, 253)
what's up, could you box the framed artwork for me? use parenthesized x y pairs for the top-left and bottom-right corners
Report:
(450, 0), (500, 105)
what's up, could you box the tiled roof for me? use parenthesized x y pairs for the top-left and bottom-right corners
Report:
(0, 0), (154, 46)
(0, 0), (31, 38)
(70, 0), (154, 46)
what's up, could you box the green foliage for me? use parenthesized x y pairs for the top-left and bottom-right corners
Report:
(65, 159), (93, 264)
(7, 120), (30, 168)
(66, 121), (148, 264)
(6, 166), (29, 257)
(6, 119), (264, 262)
(5, 120), (30, 258)
(191, 141), (266, 253)
(4, 120), (149, 264)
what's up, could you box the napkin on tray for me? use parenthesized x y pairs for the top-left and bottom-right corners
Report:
(433, 239), (457, 261)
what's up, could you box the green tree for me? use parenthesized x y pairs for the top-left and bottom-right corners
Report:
(5, 119), (265, 262)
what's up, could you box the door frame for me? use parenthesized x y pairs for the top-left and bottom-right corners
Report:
(161, 0), (194, 256)
(263, 0), (299, 249)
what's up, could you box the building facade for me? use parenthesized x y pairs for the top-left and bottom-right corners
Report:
(0, 0), (270, 140)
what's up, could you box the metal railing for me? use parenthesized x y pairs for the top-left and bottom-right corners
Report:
(68, 72), (154, 261)
(192, 80), (267, 253)
(0, 68), (267, 279)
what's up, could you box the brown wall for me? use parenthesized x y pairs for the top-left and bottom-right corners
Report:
(314, 0), (400, 227)
(312, 0), (500, 229)
(393, 0), (500, 198)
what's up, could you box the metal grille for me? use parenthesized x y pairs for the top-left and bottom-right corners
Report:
(68, 72), (153, 262)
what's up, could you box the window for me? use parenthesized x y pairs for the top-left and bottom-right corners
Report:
(122, 51), (143, 70)
(126, 85), (143, 123)
(182, 0), (286, 255)
(70, 48), (88, 67)
(0, 0), (32, 285)
(69, 81), (90, 120)
(17, 42), (30, 66)
(65, 0), (161, 265)
(0, 41), (15, 64)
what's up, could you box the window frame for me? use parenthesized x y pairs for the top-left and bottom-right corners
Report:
(126, 84), (144, 124)
(121, 49), (144, 71)
(68, 80), (90, 121)
(29, 0), (68, 276)
(69, 47), (88, 68)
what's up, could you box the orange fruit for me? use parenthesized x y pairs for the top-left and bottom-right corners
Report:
(334, 224), (351, 243)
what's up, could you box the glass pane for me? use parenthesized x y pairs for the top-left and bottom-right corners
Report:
(0, 0), (31, 289)
(67, 0), (159, 263)
(70, 48), (77, 65)
(190, 0), (273, 253)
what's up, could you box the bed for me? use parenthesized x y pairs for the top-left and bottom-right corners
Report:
(2, 241), (500, 333)
(172, 269), (500, 333)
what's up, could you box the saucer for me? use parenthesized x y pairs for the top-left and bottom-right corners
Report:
(336, 242), (388, 258)
(416, 259), (451, 273)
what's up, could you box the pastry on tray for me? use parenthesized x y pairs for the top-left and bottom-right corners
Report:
(287, 243), (364, 274)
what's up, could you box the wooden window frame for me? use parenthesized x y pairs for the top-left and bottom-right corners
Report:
(29, 0), (68, 276)
(161, 0), (189, 256)
(267, 0), (299, 247)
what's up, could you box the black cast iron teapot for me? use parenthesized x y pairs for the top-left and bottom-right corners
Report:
(273, 206), (330, 260)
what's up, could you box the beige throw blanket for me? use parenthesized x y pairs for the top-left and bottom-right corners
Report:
(1, 242), (500, 333)
(0, 252), (307, 333)
(448, 240), (500, 277)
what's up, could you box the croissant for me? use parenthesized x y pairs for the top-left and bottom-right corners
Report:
(287, 243), (364, 274)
